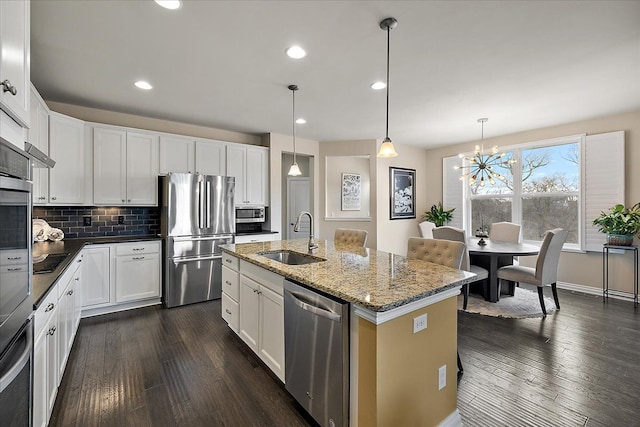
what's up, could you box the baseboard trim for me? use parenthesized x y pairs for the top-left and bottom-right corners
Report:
(81, 298), (161, 318)
(556, 281), (635, 302)
(439, 409), (463, 427)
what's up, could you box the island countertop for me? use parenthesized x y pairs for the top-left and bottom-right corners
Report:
(221, 239), (476, 312)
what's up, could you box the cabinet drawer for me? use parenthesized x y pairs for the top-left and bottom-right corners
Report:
(115, 241), (160, 256)
(35, 286), (58, 336)
(58, 254), (82, 300)
(0, 249), (29, 266)
(222, 252), (239, 271)
(222, 265), (239, 301)
(221, 292), (239, 333)
(234, 234), (275, 244)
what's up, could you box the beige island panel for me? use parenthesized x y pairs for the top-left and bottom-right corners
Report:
(221, 239), (476, 427)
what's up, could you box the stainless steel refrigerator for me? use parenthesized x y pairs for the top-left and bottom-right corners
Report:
(160, 173), (235, 308)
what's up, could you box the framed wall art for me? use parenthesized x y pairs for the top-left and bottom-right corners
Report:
(341, 172), (361, 211)
(390, 167), (416, 219)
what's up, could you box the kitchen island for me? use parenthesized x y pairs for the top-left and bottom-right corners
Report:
(221, 239), (476, 427)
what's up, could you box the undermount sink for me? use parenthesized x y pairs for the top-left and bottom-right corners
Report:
(257, 250), (326, 266)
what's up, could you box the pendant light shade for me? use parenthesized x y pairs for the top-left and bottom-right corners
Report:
(287, 84), (302, 176)
(377, 17), (399, 158)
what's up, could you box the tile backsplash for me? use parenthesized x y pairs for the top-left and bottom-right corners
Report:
(33, 206), (160, 239)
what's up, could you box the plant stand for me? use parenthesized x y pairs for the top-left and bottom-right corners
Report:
(602, 244), (638, 307)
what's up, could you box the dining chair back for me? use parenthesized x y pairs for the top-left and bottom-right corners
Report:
(334, 228), (368, 247)
(490, 222), (521, 242)
(418, 221), (436, 238)
(497, 228), (568, 315)
(432, 226), (489, 310)
(407, 238), (464, 269)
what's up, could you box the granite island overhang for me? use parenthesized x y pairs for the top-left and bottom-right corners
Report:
(221, 239), (477, 427)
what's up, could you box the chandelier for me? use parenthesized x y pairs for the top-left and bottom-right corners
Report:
(456, 118), (515, 186)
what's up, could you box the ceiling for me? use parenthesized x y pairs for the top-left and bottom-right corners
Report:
(31, 1), (640, 149)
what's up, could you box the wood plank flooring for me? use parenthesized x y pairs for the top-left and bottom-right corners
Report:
(50, 288), (640, 427)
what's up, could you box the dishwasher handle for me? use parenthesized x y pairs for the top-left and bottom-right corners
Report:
(287, 291), (342, 322)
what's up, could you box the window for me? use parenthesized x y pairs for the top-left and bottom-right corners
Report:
(445, 131), (625, 251)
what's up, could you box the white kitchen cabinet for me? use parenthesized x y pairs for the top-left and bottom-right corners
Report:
(93, 127), (159, 205)
(57, 254), (82, 378)
(33, 284), (59, 427)
(221, 254), (240, 333)
(49, 112), (86, 204)
(115, 252), (161, 303)
(0, 0), (30, 129)
(226, 144), (269, 206)
(234, 233), (278, 244)
(195, 138), (226, 175)
(159, 135), (195, 174)
(28, 85), (50, 204)
(82, 246), (111, 307)
(236, 260), (285, 381)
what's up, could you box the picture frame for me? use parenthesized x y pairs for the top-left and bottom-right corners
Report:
(341, 172), (361, 211)
(390, 167), (416, 219)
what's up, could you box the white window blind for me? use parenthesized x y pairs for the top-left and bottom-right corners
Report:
(443, 156), (464, 229)
(584, 131), (625, 252)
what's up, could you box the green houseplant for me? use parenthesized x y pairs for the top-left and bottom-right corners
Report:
(592, 203), (640, 246)
(422, 202), (455, 227)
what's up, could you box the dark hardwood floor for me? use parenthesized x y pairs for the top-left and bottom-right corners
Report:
(50, 288), (639, 427)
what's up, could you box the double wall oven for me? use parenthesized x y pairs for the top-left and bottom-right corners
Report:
(0, 140), (33, 426)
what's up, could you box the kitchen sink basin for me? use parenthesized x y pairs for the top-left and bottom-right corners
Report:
(257, 250), (326, 266)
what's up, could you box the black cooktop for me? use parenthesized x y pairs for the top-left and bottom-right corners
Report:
(33, 253), (69, 274)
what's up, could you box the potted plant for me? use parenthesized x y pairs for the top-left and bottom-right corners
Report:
(422, 202), (455, 227)
(592, 203), (640, 246)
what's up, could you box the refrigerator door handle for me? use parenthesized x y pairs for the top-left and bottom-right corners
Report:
(206, 180), (211, 228)
(173, 255), (222, 263)
(198, 180), (205, 229)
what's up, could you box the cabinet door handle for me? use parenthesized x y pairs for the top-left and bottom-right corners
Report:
(1, 79), (17, 95)
(68, 290), (74, 295)
(45, 303), (55, 312)
(133, 256), (145, 260)
(225, 280), (231, 286)
(75, 277), (80, 281)
(132, 248), (145, 251)
(7, 256), (22, 260)
(51, 196), (57, 200)
(121, 199), (125, 203)
(224, 259), (231, 263)
(48, 326), (56, 335)
(225, 309), (232, 315)
(7, 267), (22, 271)
(127, 199), (131, 202)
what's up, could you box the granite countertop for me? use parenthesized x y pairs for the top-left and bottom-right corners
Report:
(32, 235), (162, 308)
(221, 239), (477, 312)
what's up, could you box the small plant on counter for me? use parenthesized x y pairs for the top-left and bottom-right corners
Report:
(422, 202), (455, 227)
(592, 202), (640, 246)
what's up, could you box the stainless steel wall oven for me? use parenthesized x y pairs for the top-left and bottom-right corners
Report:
(0, 140), (33, 427)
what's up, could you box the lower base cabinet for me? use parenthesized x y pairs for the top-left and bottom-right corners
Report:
(115, 252), (160, 302)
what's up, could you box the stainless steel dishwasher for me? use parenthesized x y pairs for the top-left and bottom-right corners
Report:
(284, 279), (349, 427)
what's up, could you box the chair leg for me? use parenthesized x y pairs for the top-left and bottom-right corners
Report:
(537, 287), (547, 316)
(551, 282), (560, 309)
(457, 351), (464, 374)
(462, 284), (469, 310)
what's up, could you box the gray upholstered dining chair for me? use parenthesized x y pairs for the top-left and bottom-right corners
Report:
(497, 228), (568, 316)
(489, 221), (521, 242)
(432, 226), (489, 310)
(418, 221), (436, 238)
(334, 228), (368, 247)
(406, 237), (466, 373)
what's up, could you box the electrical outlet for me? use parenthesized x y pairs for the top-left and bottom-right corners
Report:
(118, 215), (125, 225)
(413, 314), (427, 333)
(438, 365), (447, 390)
(83, 216), (92, 226)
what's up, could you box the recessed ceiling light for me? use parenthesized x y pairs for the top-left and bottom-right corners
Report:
(286, 46), (306, 59)
(295, 118), (306, 124)
(155, 0), (182, 10)
(371, 81), (386, 90)
(134, 81), (153, 90)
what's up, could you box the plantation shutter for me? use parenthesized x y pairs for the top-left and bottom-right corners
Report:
(443, 156), (464, 229)
(584, 131), (625, 252)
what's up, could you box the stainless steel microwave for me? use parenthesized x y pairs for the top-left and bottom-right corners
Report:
(236, 206), (265, 223)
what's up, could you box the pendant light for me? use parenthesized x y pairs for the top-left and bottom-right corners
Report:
(377, 17), (398, 158)
(456, 118), (516, 186)
(287, 84), (302, 176)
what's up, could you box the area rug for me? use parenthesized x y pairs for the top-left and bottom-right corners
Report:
(457, 287), (557, 318)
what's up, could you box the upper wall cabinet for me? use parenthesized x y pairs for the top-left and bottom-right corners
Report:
(159, 135), (194, 174)
(93, 127), (159, 205)
(195, 138), (226, 175)
(227, 145), (268, 206)
(0, 0), (30, 128)
(28, 85), (50, 204)
(49, 112), (86, 204)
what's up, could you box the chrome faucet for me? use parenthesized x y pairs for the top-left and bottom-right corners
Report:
(294, 211), (318, 251)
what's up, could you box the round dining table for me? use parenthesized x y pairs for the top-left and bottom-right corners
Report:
(467, 237), (540, 302)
